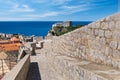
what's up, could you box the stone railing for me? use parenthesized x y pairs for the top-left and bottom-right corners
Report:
(2, 54), (30, 80)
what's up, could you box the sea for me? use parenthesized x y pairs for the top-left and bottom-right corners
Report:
(0, 21), (92, 37)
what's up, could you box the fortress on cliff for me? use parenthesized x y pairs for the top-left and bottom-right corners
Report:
(52, 21), (72, 27)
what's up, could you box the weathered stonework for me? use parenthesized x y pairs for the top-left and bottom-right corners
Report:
(116, 21), (120, 30)
(101, 22), (109, 30)
(105, 30), (112, 38)
(46, 13), (120, 70)
(98, 30), (104, 37)
(108, 21), (115, 30)
(109, 41), (118, 49)
(118, 41), (120, 50)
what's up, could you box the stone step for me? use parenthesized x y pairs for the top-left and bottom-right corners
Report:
(54, 55), (120, 80)
(29, 52), (120, 80)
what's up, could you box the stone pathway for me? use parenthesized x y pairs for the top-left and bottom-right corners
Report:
(26, 50), (120, 80)
(27, 54), (63, 80)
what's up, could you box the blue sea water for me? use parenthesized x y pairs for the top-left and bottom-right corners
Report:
(0, 21), (91, 36)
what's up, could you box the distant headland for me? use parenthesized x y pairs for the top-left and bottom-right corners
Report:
(0, 21), (91, 37)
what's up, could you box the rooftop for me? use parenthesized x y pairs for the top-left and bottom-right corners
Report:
(0, 37), (22, 52)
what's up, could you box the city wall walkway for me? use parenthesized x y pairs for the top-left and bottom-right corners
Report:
(27, 53), (63, 80)
(26, 52), (120, 80)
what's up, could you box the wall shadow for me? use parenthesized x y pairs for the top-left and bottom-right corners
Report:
(31, 49), (36, 56)
(27, 62), (41, 80)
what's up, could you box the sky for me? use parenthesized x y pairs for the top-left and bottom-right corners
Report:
(0, 0), (118, 21)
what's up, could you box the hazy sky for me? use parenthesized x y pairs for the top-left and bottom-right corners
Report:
(0, 0), (118, 21)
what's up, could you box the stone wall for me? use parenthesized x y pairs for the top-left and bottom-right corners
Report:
(47, 54), (109, 80)
(3, 54), (30, 80)
(37, 38), (120, 80)
(45, 13), (120, 69)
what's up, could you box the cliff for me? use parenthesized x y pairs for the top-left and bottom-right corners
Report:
(49, 26), (83, 36)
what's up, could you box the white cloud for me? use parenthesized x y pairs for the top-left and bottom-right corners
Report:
(39, 12), (59, 17)
(0, 17), (33, 21)
(25, 6), (90, 19)
(10, 4), (35, 12)
(24, 2), (92, 19)
(67, 7), (90, 14)
(26, 12), (59, 18)
(0, 0), (111, 21)
(61, 4), (88, 9)
(32, 0), (73, 5)
(0, 0), (35, 12)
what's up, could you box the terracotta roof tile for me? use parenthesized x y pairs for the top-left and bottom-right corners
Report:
(0, 37), (22, 52)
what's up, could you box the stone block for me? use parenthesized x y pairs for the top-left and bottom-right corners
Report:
(106, 39), (112, 44)
(105, 30), (112, 39)
(110, 41), (118, 49)
(94, 29), (99, 36)
(84, 71), (91, 80)
(117, 41), (120, 50)
(112, 31), (120, 40)
(98, 30), (104, 37)
(106, 57), (112, 66)
(99, 37), (106, 46)
(91, 74), (97, 80)
(113, 50), (120, 58)
(108, 21), (115, 30)
(118, 61), (120, 69)
(87, 29), (93, 35)
(101, 22), (109, 30)
(92, 22), (100, 29)
(116, 21), (120, 30)
(112, 60), (119, 68)
(105, 47), (112, 56)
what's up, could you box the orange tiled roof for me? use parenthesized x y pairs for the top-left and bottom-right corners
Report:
(0, 43), (22, 51)
(0, 37), (20, 44)
(0, 37), (22, 51)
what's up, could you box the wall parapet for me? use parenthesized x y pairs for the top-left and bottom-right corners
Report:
(2, 54), (30, 80)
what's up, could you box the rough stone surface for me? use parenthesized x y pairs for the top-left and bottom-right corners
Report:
(112, 31), (120, 40)
(101, 22), (109, 30)
(116, 21), (120, 30)
(45, 13), (120, 69)
(105, 30), (112, 38)
(98, 30), (104, 37)
(110, 41), (118, 49)
(27, 52), (120, 80)
(118, 41), (120, 50)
